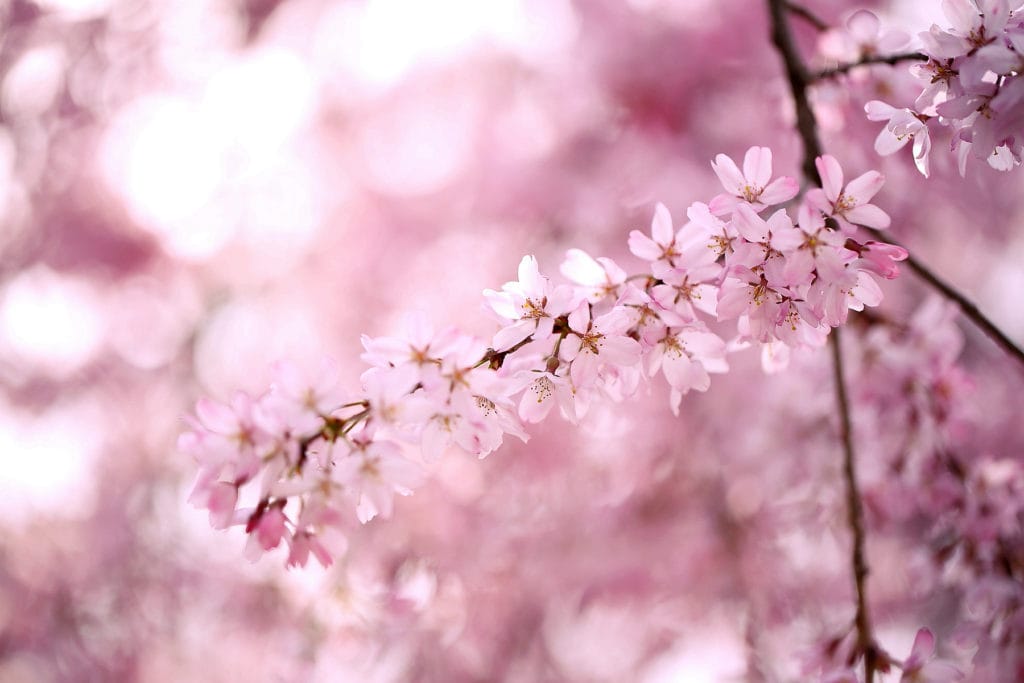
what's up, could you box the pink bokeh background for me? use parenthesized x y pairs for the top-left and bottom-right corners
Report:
(1, 0), (1023, 680)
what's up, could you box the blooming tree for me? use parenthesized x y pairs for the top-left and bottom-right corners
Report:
(3, 0), (1024, 681)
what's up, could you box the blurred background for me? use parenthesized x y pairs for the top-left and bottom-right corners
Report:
(1, 0), (1023, 680)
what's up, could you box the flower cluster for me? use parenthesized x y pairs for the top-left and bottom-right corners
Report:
(866, 0), (1024, 176)
(180, 147), (908, 567)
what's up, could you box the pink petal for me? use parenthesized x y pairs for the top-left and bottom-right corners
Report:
(770, 224), (804, 252)
(404, 310), (434, 348)
(815, 155), (844, 202)
(942, 0), (978, 33)
(865, 99), (899, 122)
(981, 0), (1009, 34)
(567, 301), (591, 334)
(492, 320), (534, 352)
(663, 352), (710, 393)
(421, 420), (451, 463)
(845, 203), (891, 229)
(517, 255), (545, 296)
(909, 628), (935, 662)
(733, 203), (769, 243)
(711, 153), (744, 194)
(196, 398), (238, 434)
(742, 146), (773, 188)
(597, 335), (641, 366)
(629, 230), (662, 261)
(561, 248), (605, 286)
(875, 127), (910, 155)
(651, 202), (674, 246)
(847, 9), (880, 43)
(844, 171), (885, 204)
(483, 289), (520, 320)
(707, 193), (739, 216)
(569, 350), (599, 386)
(597, 257), (626, 284)
(519, 376), (556, 423)
(759, 176), (799, 205)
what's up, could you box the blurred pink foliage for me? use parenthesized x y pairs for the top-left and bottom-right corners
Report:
(1, 0), (1024, 681)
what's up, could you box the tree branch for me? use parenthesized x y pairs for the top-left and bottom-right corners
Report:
(783, 0), (830, 32)
(831, 329), (878, 678)
(863, 227), (1024, 368)
(812, 52), (929, 81)
(766, 2), (878, 680)
(768, 0), (824, 183)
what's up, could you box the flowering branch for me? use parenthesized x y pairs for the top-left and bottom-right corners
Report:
(182, 136), (910, 573)
(811, 51), (928, 81)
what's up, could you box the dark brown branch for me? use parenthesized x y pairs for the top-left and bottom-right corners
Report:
(830, 329), (878, 679)
(768, 0), (824, 183)
(767, 2), (878, 680)
(863, 227), (1024, 369)
(783, 0), (830, 31)
(812, 51), (929, 81)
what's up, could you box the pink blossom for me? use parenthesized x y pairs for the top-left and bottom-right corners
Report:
(727, 204), (804, 286)
(361, 311), (461, 385)
(827, 10), (911, 61)
(865, 101), (933, 177)
(900, 628), (964, 682)
(562, 302), (642, 388)
(516, 369), (578, 423)
(628, 202), (682, 266)
(483, 255), (573, 351)
(645, 326), (727, 414)
(781, 203), (848, 287)
(252, 504), (288, 551)
(686, 201), (738, 258)
(708, 146), (799, 215)
(807, 155), (891, 234)
(560, 249), (627, 304)
(333, 435), (424, 523)
(286, 531), (333, 569)
(920, 0), (1010, 59)
(855, 241), (909, 280)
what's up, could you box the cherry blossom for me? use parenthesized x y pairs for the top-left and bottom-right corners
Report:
(708, 146), (799, 215)
(807, 155), (890, 234)
(899, 628), (964, 682)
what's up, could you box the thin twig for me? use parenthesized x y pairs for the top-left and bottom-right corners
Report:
(812, 51), (929, 81)
(863, 227), (1024, 368)
(766, 2), (878, 680)
(783, 0), (830, 31)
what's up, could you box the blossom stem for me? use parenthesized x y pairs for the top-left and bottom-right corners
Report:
(862, 226), (1024, 368)
(477, 335), (537, 369)
(767, 2), (877, 679)
(341, 409), (370, 435)
(811, 52), (929, 82)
